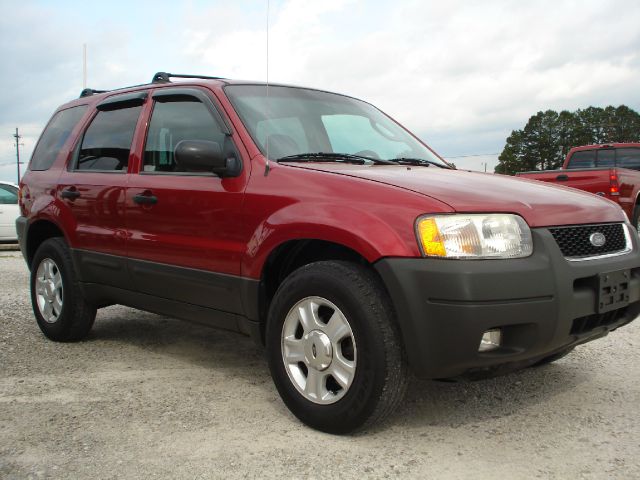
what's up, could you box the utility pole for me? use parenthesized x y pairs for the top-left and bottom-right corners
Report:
(13, 127), (24, 183)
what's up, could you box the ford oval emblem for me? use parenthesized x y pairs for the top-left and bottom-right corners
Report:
(589, 232), (606, 247)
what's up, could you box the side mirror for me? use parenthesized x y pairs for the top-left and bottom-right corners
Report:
(174, 140), (240, 177)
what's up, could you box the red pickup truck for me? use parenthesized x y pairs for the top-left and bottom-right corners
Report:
(517, 143), (640, 230)
(16, 73), (640, 433)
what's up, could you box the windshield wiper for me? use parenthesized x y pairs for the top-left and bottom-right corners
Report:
(387, 157), (453, 168)
(276, 152), (396, 165)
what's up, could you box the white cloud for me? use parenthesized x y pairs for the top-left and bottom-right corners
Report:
(180, 0), (639, 171)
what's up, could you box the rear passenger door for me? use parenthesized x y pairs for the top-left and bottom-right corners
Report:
(125, 87), (248, 313)
(57, 92), (146, 287)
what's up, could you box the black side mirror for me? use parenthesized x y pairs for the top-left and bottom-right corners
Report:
(174, 140), (240, 177)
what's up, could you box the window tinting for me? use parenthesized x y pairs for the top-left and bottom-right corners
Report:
(0, 184), (18, 205)
(144, 99), (226, 172)
(617, 148), (640, 170)
(597, 149), (615, 167)
(30, 106), (87, 171)
(77, 105), (142, 171)
(567, 150), (596, 169)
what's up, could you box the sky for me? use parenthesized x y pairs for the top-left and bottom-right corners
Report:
(1, 0), (639, 182)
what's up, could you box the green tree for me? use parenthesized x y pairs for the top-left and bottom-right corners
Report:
(495, 105), (640, 175)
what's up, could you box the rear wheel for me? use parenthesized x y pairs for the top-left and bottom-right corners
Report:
(30, 237), (96, 342)
(266, 260), (408, 434)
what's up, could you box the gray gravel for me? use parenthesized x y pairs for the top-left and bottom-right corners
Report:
(1, 251), (639, 479)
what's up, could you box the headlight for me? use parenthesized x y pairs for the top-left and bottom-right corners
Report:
(416, 214), (533, 259)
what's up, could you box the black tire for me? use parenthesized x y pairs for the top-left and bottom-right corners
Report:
(632, 207), (640, 235)
(532, 346), (575, 367)
(30, 237), (96, 342)
(266, 260), (408, 434)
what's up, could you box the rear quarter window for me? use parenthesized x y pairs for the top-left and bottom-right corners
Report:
(29, 105), (88, 171)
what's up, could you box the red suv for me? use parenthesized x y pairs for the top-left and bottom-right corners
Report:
(17, 73), (640, 433)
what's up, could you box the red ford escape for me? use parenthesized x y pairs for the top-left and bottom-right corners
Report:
(16, 73), (640, 433)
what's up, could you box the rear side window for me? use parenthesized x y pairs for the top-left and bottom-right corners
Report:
(617, 148), (640, 170)
(0, 184), (18, 205)
(30, 105), (87, 171)
(143, 99), (226, 172)
(76, 105), (142, 171)
(567, 150), (596, 169)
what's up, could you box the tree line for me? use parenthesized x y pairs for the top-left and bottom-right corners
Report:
(495, 105), (640, 175)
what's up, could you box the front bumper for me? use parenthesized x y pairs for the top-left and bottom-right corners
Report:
(375, 226), (640, 379)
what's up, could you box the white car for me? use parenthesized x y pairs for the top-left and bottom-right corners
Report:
(0, 181), (19, 242)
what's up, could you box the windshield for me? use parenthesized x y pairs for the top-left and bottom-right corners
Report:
(225, 85), (449, 167)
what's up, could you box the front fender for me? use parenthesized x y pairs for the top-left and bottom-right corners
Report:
(242, 201), (420, 278)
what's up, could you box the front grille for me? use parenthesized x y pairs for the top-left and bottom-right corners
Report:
(571, 307), (627, 335)
(549, 223), (628, 258)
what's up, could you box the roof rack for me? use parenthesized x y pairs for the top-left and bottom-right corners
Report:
(78, 72), (224, 99)
(79, 88), (108, 98)
(151, 72), (224, 83)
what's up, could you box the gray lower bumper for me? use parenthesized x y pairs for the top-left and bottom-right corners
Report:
(375, 227), (640, 378)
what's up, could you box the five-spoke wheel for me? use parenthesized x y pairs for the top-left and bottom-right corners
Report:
(267, 260), (407, 434)
(281, 296), (356, 404)
(30, 237), (96, 342)
(35, 258), (64, 323)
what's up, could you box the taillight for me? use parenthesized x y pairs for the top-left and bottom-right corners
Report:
(610, 170), (620, 196)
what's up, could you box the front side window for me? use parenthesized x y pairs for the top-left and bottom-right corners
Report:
(30, 105), (87, 171)
(225, 85), (448, 166)
(0, 184), (18, 205)
(567, 150), (596, 169)
(76, 105), (142, 171)
(143, 98), (227, 172)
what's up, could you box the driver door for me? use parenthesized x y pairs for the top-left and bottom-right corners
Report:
(125, 87), (248, 314)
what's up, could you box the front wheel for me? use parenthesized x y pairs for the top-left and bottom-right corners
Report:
(266, 261), (408, 434)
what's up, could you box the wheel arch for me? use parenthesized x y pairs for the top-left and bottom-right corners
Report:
(253, 238), (387, 345)
(25, 219), (67, 269)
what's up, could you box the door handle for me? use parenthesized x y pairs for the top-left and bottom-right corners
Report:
(60, 187), (81, 200)
(556, 174), (569, 181)
(133, 191), (158, 205)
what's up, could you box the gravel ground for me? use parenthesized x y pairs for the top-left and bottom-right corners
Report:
(1, 251), (639, 479)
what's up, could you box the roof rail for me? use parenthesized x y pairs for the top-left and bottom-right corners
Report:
(151, 72), (224, 83)
(78, 73), (224, 99)
(79, 88), (108, 98)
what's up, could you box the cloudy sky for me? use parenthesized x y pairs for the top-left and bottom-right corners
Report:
(1, 0), (639, 182)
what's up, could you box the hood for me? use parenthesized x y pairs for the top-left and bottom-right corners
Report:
(286, 164), (626, 228)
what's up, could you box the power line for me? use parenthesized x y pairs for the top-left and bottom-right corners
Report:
(442, 152), (500, 159)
